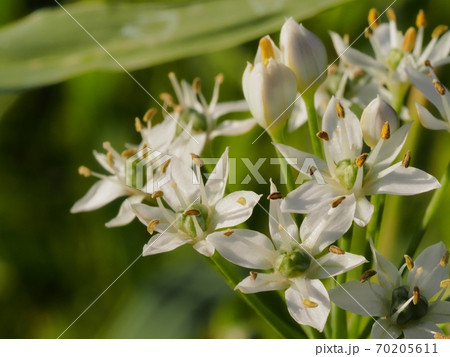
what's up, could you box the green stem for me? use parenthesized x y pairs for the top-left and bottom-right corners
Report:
(270, 128), (296, 193)
(365, 194), (385, 246)
(209, 254), (307, 339)
(303, 92), (323, 159)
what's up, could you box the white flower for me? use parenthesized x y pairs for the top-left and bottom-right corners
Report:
(329, 241), (450, 339)
(276, 97), (440, 242)
(132, 148), (261, 257)
(280, 18), (328, 93)
(242, 36), (298, 132)
(406, 64), (450, 131)
(207, 181), (366, 331)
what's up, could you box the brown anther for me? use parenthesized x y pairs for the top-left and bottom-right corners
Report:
(386, 8), (396, 22)
(78, 166), (91, 177)
(215, 73), (224, 84)
(440, 279), (450, 288)
(329, 245), (345, 255)
(381, 121), (390, 140)
(106, 151), (114, 167)
(368, 8), (380, 30)
(193, 77), (201, 94)
(135, 117), (143, 132)
(336, 100), (345, 119)
(416, 9), (427, 27)
(143, 108), (158, 122)
(159, 93), (174, 107)
(316, 130), (329, 141)
(402, 27), (417, 53)
(432, 25), (448, 39)
(250, 271), (258, 281)
(355, 153), (369, 168)
(433, 80), (446, 95)
(223, 229), (234, 237)
(184, 209), (201, 216)
(327, 64), (338, 75)
(147, 219), (159, 235)
(302, 299), (318, 308)
(413, 286), (420, 305)
(434, 332), (450, 339)
(402, 150), (411, 168)
(152, 190), (164, 199)
(330, 196), (346, 208)
(364, 27), (373, 38)
(237, 197), (247, 206)
(190, 153), (204, 167)
(267, 191), (283, 200)
(160, 159), (171, 174)
(360, 269), (377, 283)
(308, 166), (317, 176)
(121, 148), (137, 158)
(404, 254), (414, 270)
(440, 250), (449, 267)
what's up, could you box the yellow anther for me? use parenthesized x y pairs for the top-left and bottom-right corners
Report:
(135, 117), (143, 132)
(303, 299), (318, 308)
(147, 219), (159, 235)
(404, 254), (414, 270)
(440, 279), (450, 288)
(121, 148), (137, 158)
(336, 100), (345, 119)
(360, 269), (377, 283)
(184, 209), (201, 216)
(223, 229), (234, 237)
(364, 27), (373, 38)
(237, 197), (247, 206)
(193, 77), (201, 94)
(432, 25), (448, 39)
(152, 190), (164, 199)
(433, 80), (446, 95)
(355, 153), (369, 168)
(416, 9), (427, 27)
(160, 159), (171, 174)
(316, 130), (329, 141)
(402, 27), (417, 53)
(159, 93), (174, 107)
(78, 166), (91, 177)
(441, 250), (449, 267)
(329, 245), (345, 255)
(267, 191), (283, 200)
(259, 37), (275, 66)
(250, 271), (258, 281)
(143, 108), (157, 122)
(381, 121), (390, 140)
(386, 8), (396, 22)
(106, 151), (114, 167)
(402, 150), (411, 168)
(190, 153), (204, 167)
(368, 8), (380, 30)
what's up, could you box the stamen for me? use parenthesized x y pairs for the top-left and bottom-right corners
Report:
(190, 153), (204, 167)
(267, 191), (283, 200)
(152, 190), (164, 199)
(192, 77), (201, 94)
(135, 117), (143, 132)
(160, 159), (171, 174)
(364, 27), (372, 38)
(404, 254), (414, 270)
(416, 9), (427, 27)
(250, 271), (258, 281)
(330, 196), (346, 208)
(184, 209), (200, 216)
(259, 37), (275, 66)
(360, 269), (377, 283)
(440, 279), (450, 288)
(402, 27), (417, 53)
(335, 100), (345, 118)
(316, 130), (329, 141)
(381, 121), (390, 140)
(433, 80), (446, 95)
(209, 73), (224, 111)
(434, 332), (450, 339)
(368, 8), (380, 30)
(329, 245), (345, 255)
(121, 148), (138, 158)
(223, 229), (234, 237)
(308, 166), (317, 176)
(432, 25), (448, 39)
(413, 286), (420, 305)
(147, 219), (159, 235)
(215, 73), (224, 84)
(303, 299), (318, 308)
(355, 153), (369, 168)
(168, 72), (185, 107)
(402, 150), (411, 168)
(440, 250), (449, 266)
(106, 151), (114, 167)
(143, 108), (157, 122)
(386, 8), (396, 21)
(159, 93), (174, 107)
(237, 197), (247, 206)
(78, 166), (91, 177)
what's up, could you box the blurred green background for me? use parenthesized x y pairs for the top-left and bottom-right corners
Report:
(0, 0), (448, 338)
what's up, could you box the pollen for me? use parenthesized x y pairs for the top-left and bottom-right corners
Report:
(223, 229), (234, 237)
(386, 8), (396, 22)
(404, 254), (414, 270)
(237, 197), (247, 206)
(432, 25), (448, 39)
(402, 150), (411, 168)
(106, 151), (114, 167)
(143, 108), (158, 122)
(184, 209), (201, 216)
(360, 269), (377, 283)
(250, 271), (258, 281)
(147, 219), (160, 235)
(160, 159), (171, 174)
(78, 166), (91, 177)
(152, 190), (164, 199)
(329, 245), (345, 255)
(433, 80), (446, 95)
(440, 279), (450, 288)
(330, 196), (346, 208)
(121, 148), (137, 158)
(368, 8), (380, 30)
(402, 27), (417, 53)
(335, 100), (345, 119)
(190, 153), (204, 167)
(267, 191), (283, 200)
(302, 299), (318, 308)
(416, 9), (427, 28)
(381, 121), (390, 140)
(413, 286), (420, 305)
(440, 250), (449, 266)
(355, 153), (369, 168)
(259, 37), (275, 66)
(316, 130), (329, 141)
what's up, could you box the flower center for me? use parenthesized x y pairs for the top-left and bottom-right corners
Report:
(335, 159), (358, 190)
(386, 48), (404, 71)
(176, 203), (210, 238)
(278, 249), (311, 278)
(390, 285), (428, 325)
(180, 108), (207, 132)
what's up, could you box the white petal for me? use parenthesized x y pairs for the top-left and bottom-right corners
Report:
(93, 150), (115, 174)
(281, 181), (335, 213)
(71, 179), (127, 213)
(322, 97), (363, 163)
(142, 232), (188, 256)
(329, 281), (389, 316)
(406, 67), (444, 113)
(426, 301), (450, 324)
(370, 239), (401, 291)
(105, 195), (144, 228)
(300, 194), (356, 255)
(206, 229), (277, 270)
(212, 100), (249, 119)
(285, 277), (330, 332)
(428, 30), (450, 65)
(213, 191), (261, 230)
(146, 117), (176, 151)
(287, 96), (308, 132)
(403, 321), (441, 339)
(131, 203), (174, 232)
(415, 103), (450, 131)
(365, 163), (441, 196)
(370, 319), (402, 339)
(193, 240), (215, 257)
(310, 252), (367, 279)
(236, 272), (289, 293)
(209, 118), (257, 139)
(354, 196), (374, 227)
(205, 148), (228, 206)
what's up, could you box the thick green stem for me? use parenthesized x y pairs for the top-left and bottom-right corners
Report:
(209, 254), (307, 339)
(303, 93), (324, 159)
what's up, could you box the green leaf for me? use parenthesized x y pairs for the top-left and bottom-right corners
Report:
(0, 0), (352, 91)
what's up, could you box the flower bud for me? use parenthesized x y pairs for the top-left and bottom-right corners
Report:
(280, 18), (328, 93)
(361, 96), (399, 148)
(242, 37), (297, 131)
